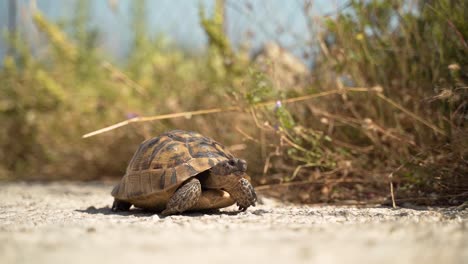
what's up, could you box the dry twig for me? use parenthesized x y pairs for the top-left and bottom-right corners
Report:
(83, 86), (446, 139)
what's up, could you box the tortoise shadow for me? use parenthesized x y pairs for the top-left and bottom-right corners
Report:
(75, 206), (256, 218)
(75, 206), (154, 217)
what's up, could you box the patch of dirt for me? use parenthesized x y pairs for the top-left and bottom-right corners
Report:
(0, 182), (466, 264)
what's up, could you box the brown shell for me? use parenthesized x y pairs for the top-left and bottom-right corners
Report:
(111, 130), (234, 209)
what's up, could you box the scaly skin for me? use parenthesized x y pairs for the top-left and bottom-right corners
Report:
(226, 178), (257, 211)
(162, 178), (202, 216)
(204, 159), (257, 212)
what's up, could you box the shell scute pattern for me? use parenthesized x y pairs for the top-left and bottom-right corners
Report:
(112, 130), (233, 200)
(127, 136), (163, 172)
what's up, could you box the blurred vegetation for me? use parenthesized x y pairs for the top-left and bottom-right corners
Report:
(0, 0), (466, 205)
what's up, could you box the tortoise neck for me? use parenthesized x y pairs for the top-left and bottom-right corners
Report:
(199, 170), (239, 190)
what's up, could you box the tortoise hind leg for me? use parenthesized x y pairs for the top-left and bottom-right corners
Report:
(162, 178), (202, 216)
(112, 199), (132, 211)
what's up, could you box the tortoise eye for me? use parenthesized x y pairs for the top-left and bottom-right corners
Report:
(228, 160), (236, 166)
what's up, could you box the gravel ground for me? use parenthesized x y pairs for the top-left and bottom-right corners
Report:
(0, 182), (466, 264)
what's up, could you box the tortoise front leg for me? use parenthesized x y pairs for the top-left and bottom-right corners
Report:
(162, 178), (202, 216)
(227, 178), (257, 211)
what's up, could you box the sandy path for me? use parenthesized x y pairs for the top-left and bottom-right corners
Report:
(0, 182), (466, 264)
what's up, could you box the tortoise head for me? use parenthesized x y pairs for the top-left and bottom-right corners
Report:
(206, 158), (256, 210)
(211, 158), (247, 176)
(203, 158), (247, 188)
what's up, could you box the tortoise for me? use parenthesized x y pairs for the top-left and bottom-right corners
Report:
(111, 130), (257, 215)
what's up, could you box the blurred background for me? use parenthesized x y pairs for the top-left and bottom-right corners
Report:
(0, 0), (466, 205)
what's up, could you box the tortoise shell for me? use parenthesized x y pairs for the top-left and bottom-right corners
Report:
(111, 130), (234, 210)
